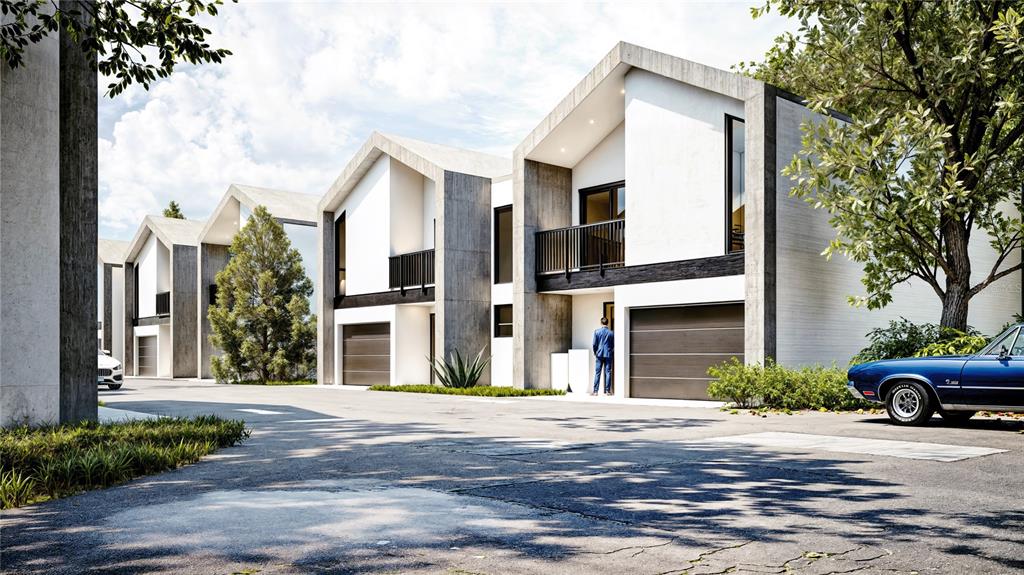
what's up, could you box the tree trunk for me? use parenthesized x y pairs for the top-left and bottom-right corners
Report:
(940, 219), (971, 332)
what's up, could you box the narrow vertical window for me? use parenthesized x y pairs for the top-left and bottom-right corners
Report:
(335, 213), (346, 297)
(726, 116), (745, 253)
(494, 205), (512, 284)
(494, 304), (513, 338)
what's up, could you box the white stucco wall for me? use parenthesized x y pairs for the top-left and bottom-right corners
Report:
(774, 97), (1022, 366)
(282, 222), (319, 313)
(1, 32), (60, 426)
(624, 69), (745, 266)
(571, 291), (613, 387)
(490, 178), (514, 387)
(395, 304), (432, 385)
(390, 157), (425, 256)
(335, 155), (391, 296)
(571, 123), (625, 224)
(136, 235), (159, 317)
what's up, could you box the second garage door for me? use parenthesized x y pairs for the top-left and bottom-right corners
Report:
(342, 323), (390, 386)
(629, 303), (744, 400)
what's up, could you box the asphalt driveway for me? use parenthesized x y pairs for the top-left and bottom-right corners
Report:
(2, 379), (1022, 574)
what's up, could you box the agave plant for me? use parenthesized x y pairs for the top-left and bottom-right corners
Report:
(428, 348), (491, 388)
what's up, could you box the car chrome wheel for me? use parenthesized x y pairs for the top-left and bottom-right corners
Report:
(892, 388), (921, 418)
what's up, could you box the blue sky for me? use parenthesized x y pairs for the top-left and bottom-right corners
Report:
(98, 1), (795, 240)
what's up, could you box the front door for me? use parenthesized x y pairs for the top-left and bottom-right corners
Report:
(959, 327), (1024, 408)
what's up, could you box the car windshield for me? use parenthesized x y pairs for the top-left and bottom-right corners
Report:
(977, 326), (1021, 356)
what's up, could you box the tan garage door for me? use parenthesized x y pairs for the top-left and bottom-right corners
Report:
(342, 323), (390, 386)
(137, 336), (157, 377)
(629, 303), (744, 400)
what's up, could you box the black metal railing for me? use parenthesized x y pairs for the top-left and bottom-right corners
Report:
(388, 249), (435, 292)
(155, 291), (171, 316)
(535, 219), (625, 276)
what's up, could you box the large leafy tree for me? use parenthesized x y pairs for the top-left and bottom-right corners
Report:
(209, 206), (316, 384)
(742, 1), (1024, 330)
(1, 0), (232, 96)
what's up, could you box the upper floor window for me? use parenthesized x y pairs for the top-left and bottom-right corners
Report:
(726, 115), (745, 253)
(494, 205), (512, 284)
(494, 304), (513, 338)
(335, 213), (346, 297)
(580, 181), (625, 225)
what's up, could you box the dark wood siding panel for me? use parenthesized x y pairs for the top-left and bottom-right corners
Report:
(629, 303), (744, 400)
(342, 323), (390, 386)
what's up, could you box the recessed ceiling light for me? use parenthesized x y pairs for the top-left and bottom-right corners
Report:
(560, 147), (566, 153)
(620, 88), (625, 95)
(588, 119), (595, 125)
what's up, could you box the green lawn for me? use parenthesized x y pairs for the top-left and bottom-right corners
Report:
(369, 384), (565, 397)
(0, 416), (249, 509)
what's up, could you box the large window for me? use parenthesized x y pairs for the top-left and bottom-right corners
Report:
(494, 304), (513, 338)
(726, 115), (745, 253)
(335, 213), (346, 297)
(494, 205), (512, 284)
(580, 181), (626, 225)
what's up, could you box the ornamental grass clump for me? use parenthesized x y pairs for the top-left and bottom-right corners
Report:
(0, 416), (248, 509)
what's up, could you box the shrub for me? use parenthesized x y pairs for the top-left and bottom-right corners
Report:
(0, 416), (249, 509)
(230, 379), (316, 386)
(428, 348), (490, 388)
(369, 384), (565, 397)
(851, 317), (983, 364)
(707, 358), (873, 411)
(914, 333), (989, 357)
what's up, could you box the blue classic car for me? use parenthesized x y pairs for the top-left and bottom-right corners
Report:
(848, 324), (1024, 425)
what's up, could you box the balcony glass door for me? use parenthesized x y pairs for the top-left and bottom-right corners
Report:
(580, 181), (625, 225)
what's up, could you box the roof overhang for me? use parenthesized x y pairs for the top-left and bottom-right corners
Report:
(199, 184), (321, 246)
(516, 41), (763, 168)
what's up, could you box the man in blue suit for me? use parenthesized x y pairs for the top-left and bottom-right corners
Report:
(592, 317), (614, 396)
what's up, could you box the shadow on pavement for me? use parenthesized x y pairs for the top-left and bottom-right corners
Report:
(1, 399), (1020, 574)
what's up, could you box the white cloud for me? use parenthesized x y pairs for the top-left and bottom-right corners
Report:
(99, 1), (794, 239)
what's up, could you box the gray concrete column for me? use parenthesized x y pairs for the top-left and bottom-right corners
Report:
(512, 158), (573, 389)
(124, 262), (136, 375)
(197, 242), (229, 378)
(317, 210), (336, 384)
(743, 85), (777, 364)
(0, 32), (61, 426)
(102, 263), (114, 354)
(435, 171), (492, 385)
(172, 245), (198, 378)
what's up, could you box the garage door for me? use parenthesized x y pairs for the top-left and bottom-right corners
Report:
(629, 303), (744, 400)
(137, 336), (157, 377)
(342, 323), (390, 385)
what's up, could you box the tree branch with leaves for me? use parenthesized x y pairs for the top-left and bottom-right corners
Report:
(741, 1), (1024, 330)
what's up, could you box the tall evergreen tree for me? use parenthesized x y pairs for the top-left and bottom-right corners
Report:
(162, 200), (185, 219)
(209, 206), (316, 383)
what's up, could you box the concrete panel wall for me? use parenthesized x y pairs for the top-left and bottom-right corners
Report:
(102, 264), (114, 354)
(742, 86), (774, 365)
(172, 245), (198, 378)
(111, 266), (124, 362)
(0, 32), (61, 427)
(197, 243), (229, 378)
(123, 263), (136, 374)
(317, 211), (336, 384)
(774, 97), (1022, 366)
(436, 171), (492, 385)
(513, 159), (573, 389)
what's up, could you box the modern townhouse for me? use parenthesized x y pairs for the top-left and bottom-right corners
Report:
(97, 239), (129, 359)
(316, 132), (512, 387)
(123, 216), (206, 378)
(196, 184), (321, 379)
(512, 42), (1020, 400)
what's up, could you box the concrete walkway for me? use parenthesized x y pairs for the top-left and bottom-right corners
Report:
(2, 380), (1022, 574)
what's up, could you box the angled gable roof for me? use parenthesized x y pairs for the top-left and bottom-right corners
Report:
(97, 238), (130, 265)
(125, 215), (206, 262)
(515, 41), (763, 165)
(320, 132), (511, 213)
(198, 184), (321, 245)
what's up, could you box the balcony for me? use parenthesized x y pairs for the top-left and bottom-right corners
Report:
(155, 291), (171, 316)
(389, 249), (435, 293)
(536, 219), (625, 276)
